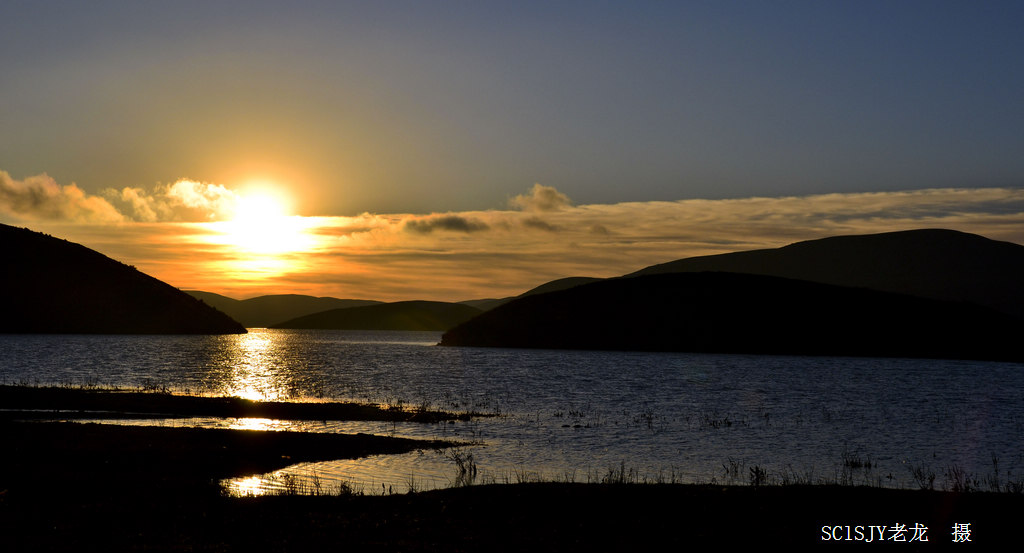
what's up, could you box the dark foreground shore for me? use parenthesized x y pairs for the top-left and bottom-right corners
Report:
(0, 384), (477, 422)
(1, 391), (1020, 551)
(3, 474), (1019, 551)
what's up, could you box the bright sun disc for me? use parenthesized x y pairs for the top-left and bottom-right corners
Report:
(234, 194), (287, 223)
(213, 190), (313, 256)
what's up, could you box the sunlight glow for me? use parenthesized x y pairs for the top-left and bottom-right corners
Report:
(218, 333), (291, 401)
(227, 417), (290, 432)
(215, 190), (314, 255)
(228, 475), (270, 497)
(197, 184), (324, 281)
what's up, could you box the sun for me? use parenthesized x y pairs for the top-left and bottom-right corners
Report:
(211, 186), (314, 256)
(234, 194), (287, 224)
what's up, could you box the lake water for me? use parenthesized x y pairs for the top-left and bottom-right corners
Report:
(2, 329), (1022, 495)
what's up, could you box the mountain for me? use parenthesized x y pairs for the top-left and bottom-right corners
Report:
(628, 229), (1024, 319)
(440, 271), (1024, 362)
(1, 224), (245, 334)
(459, 276), (603, 312)
(458, 297), (510, 311)
(520, 276), (603, 297)
(271, 301), (482, 331)
(185, 291), (381, 327)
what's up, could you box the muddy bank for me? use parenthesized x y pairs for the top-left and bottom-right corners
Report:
(2, 477), (1020, 551)
(0, 385), (477, 422)
(0, 421), (457, 497)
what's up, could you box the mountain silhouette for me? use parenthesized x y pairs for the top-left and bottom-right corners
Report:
(1, 224), (245, 334)
(442, 229), (1024, 361)
(271, 301), (482, 331)
(628, 229), (1024, 319)
(459, 276), (603, 311)
(440, 271), (1024, 361)
(185, 291), (381, 327)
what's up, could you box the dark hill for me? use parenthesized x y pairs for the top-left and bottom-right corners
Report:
(185, 291), (381, 327)
(628, 229), (1024, 319)
(440, 271), (1024, 362)
(1, 224), (245, 334)
(459, 276), (603, 312)
(272, 301), (482, 331)
(520, 276), (603, 297)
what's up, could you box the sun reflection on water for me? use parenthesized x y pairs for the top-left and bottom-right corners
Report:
(227, 417), (292, 432)
(230, 475), (270, 497)
(216, 333), (292, 402)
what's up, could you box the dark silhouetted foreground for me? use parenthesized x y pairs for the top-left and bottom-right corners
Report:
(1, 224), (245, 334)
(441, 271), (1024, 362)
(271, 300), (482, 331)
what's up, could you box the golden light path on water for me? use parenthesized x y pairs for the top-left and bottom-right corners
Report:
(193, 331), (463, 495)
(21, 328), (1024, 498)
(93, 415), (460, 497)
(218, 332), (287, 403)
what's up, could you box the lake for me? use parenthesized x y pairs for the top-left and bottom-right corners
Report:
(2, 329), (1022, 495)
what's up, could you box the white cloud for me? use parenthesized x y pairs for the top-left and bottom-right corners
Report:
(0, 170), (124, 223)
(104, 179), (239, 222)
(403, 214), (490, 233)
(509, 183), (572, 212)
(0, 170), (248, 224)
(12, 168), (1024, 302)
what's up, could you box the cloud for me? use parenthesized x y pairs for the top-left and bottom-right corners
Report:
(521, 216), (559, 232)
(509, 183), (572, 212)
(16, 176), (1024, 303)
(0, 170), (124, 223)
(0, 170), (244, 224)
(104, 179), (239, 222)
(403, 214), (490, 234)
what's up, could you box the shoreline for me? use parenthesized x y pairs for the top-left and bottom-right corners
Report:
(0, 384), (480, 422)
(3, 387), (1021, 550)
(3, 473), (1020, 550)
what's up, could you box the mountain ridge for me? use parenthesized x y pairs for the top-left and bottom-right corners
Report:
(185, 291), (381, 328)
(1, 224), (245, 334)
(271, 300), (481, 331)
(440, 270), (1024, 361)
(627, 228), (1024, 319)
(440, 229), (1024, 361)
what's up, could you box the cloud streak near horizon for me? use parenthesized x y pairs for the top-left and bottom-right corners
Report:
(1, 170), (242, 223)
(4, 169), (1024, 301)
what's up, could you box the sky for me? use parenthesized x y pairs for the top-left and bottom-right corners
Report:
(2, 1), (1024, 301)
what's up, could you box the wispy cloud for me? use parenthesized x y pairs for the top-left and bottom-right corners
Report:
(104, 180), (238, 222)
(0, 171), (124, 223)
(1, 171), (243, 224)
(403, 214), (490, 234)
(10, 173), (1024, 301)
(509, 183), (572, 212)
(520, 216), (560, 232)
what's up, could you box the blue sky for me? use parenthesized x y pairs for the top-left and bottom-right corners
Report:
(3, 2), (1024, 299)
(3, 1), (1022, 215)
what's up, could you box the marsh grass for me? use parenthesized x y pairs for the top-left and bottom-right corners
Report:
(446, 447), (478, 487)
(749, 465), (767, 486)
(251, 470), (362, 497)
(713, 453), (1024, 493)
(909, 464), (937, 490)
(231, 451), (1024, 498)
(841, 446), (872, 469)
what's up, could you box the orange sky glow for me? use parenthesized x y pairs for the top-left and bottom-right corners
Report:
(3, 171), (1023, 302)
(4, 4), (1023, 302)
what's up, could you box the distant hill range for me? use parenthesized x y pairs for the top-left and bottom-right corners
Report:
(457, 276), (602, 312)
(189, 276), (598, 329)
(1, 224), (245, 334)
(441, 229), (1024, 361)
(629, 228), (1024, 320)
(271, 301), (481, 331)
(185, 291), (381, 328)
